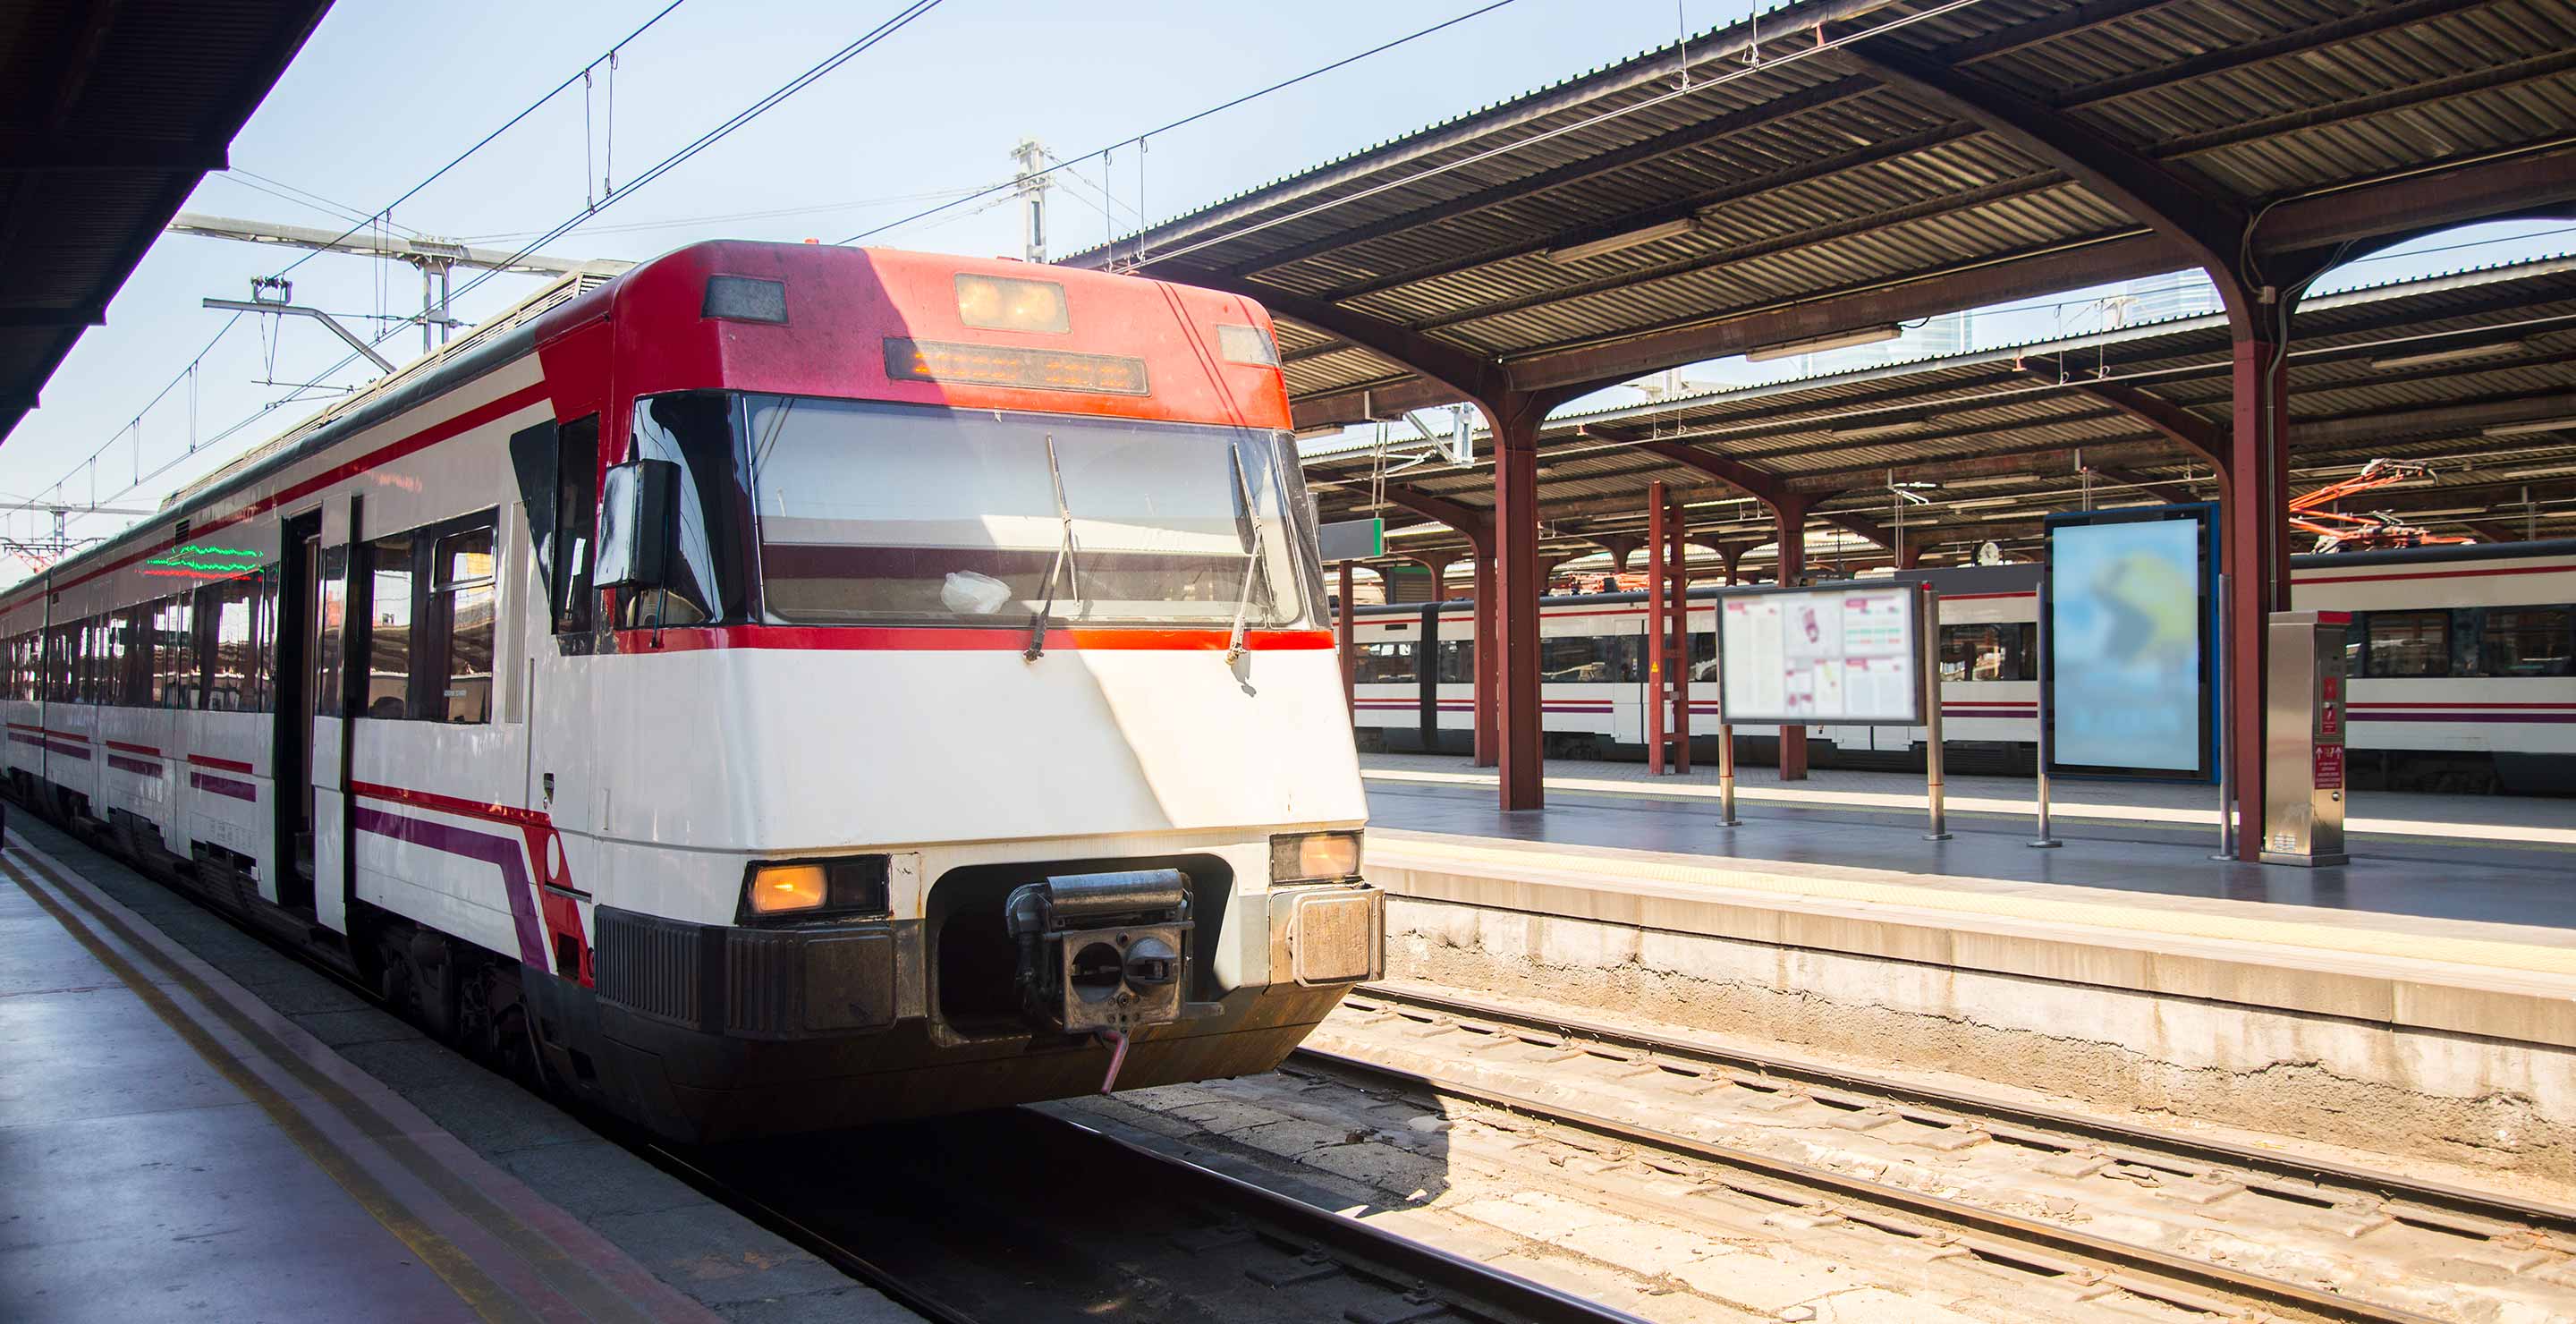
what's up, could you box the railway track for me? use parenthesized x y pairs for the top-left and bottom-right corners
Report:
(657, 1107), (1649, 1324)
(1301, 982), (2576, 1324)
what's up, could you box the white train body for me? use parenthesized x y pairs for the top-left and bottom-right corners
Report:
(4, 242), (1380, 1140)
(1351, 542), (2576, 792)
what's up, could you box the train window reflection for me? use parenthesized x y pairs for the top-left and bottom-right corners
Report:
(1938, 623), (2036, 683)
(1354, 641), (1416, 683)
(435, 526), (496, 723)
(368, 534), (416, 718)
(742, 395), (1314, 629)
(2481, 607), (2572, 677)
(2365, 609), (2450, 678)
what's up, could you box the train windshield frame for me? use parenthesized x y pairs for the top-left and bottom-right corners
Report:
(727, 393), (1324, 631)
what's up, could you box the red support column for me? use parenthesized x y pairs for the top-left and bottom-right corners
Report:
(1337, 560), (1356, 718)
(1668, 487), (1691, 773)
(1472, 547), (1497, 767)
(1648, 481), (1669, 775)
(1774, 495), (1810, 781)
(2226, 320), (2293, 861)
(1492, 398), (1546, 811)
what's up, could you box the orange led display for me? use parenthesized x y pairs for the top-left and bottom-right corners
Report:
(884, 337), (1149, 395)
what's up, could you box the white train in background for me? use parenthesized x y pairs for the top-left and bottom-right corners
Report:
(1349, 540), (2576, 794)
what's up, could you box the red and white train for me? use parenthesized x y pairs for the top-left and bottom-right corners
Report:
(1350, 542), (2576, 794)
(2, 242), (1381, 1140)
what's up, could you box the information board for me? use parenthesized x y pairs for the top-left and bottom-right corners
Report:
(1717, 582), (1924, 725)
(2043, 504), (2217, 782)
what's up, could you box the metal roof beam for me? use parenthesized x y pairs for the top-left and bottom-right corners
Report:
(2020, 368), (2227, 473)
(1837, 38), (2243, 281)
(1631, 437), (1890, 547)
(1167, 266), (1512, 413)
(1235, 76), (1889, 281)
(2056, 0), (2495, 112)
(1945, 0), (2182, 65)
(1511, 230), (2178, 393)
(1063, 0), (1907, 268)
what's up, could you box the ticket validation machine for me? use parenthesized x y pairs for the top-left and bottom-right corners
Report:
(2260, 610), (2351, 867)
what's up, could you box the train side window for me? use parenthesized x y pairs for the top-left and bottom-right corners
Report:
(154, 596), (197, 709)
(2480, 606), (2572, 678)
(200, 575), (266, 713)
(1538, 634), (1638, 683)
(1436, 637), (1474, 684)
(86, 617), (115, 705)
(366, 533), (418, 719)
(1354, 641), (1417, 684)
(117, 607), (152, 706)
(2364, 609), (2450, 678)
(430, 524), (497, 723)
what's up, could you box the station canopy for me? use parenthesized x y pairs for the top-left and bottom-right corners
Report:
(0, 0), (334, 444)
(1063, 0), (2576, 562)
(1310, 252), (2576, 575)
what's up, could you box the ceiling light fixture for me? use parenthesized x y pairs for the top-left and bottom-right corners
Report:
(1746, 324), (1902, 363)
(2370, 340), (2528, 371)
(2482, 417), (2576, 438)
(1543, 217), (1699, 264)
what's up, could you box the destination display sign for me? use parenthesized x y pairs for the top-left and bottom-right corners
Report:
(1717, 583), (1924, 726)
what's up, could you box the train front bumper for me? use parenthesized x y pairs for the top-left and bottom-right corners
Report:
(568, 882), (1381, 1141)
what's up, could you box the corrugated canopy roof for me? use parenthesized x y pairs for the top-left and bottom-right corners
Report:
(1063, 0), (2576, 440)
(0, 0), (334, 444)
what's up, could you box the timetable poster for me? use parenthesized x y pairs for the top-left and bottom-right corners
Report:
(1717, 584), (1924, 726)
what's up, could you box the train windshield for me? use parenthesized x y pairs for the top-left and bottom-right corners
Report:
(742, 395), (1324, 629)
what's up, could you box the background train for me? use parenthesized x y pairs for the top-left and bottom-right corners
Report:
(1350, 539), (2576, 795)
(1, 241), (1382, 1142)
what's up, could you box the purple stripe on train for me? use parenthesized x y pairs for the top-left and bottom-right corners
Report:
(190, 771), (257, 802)
(107, 755), (163, 777)
(350, 805), (547, 968)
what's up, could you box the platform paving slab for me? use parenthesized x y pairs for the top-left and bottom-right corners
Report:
(1, 816), (921, 1324)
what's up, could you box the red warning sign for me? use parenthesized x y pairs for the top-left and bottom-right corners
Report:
(2314, 744), (2345, 791)
(2320, 703), (2340, 737)
(2322, 673), (2340, 702)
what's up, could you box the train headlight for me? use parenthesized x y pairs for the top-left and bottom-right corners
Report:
(747, 864), (828, 915)
(1270, 831), (1362, 884)
(739, 856), (894, 922)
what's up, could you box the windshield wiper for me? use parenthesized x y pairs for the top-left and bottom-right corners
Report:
(1224, 443), (1268, 664)
(1024, 433), (1078, 661)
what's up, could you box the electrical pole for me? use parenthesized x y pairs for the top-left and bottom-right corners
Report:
(1012, 139), (1051, 263)
(165, 213), (622, 360)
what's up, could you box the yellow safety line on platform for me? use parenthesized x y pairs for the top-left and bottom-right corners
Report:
(0, 849), (540, 1324)
(3, 838), (671, 1324)
(1362, 767), (2576, 848)
(1369, 828), (2576, 980)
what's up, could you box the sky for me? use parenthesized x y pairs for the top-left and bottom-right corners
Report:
(4, 0), (2568, 583)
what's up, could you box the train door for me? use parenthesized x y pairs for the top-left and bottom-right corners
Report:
(303, 501), (358, 935)
(272, 512), (320, 915)
(511, 414), (599, 980)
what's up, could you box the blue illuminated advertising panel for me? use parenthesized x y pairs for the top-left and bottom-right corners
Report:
(2043, 505), (2218, 782)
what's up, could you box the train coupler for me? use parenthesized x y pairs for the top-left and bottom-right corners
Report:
(1004, 869), (1194, 1036)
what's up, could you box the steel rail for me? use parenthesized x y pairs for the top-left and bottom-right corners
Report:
(1344, 981), (2576, 1235)
(1297, 1043), (2445, 1324)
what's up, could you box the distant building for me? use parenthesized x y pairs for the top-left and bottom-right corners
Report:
(2106, 271), (2221, 327)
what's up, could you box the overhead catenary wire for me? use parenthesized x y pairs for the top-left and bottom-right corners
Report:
(839, 0), (1531, 249)
(10, 0), (953, 563)
(436, 0), (952, 317)
(263, 0), (694, 286)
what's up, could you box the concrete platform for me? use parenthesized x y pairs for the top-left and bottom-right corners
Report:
(1354, 756), (2576, 1190)
(0, 819), (917, 1324)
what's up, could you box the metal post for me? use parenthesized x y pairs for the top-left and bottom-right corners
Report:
(1337, 561), (1356, 719)
(1647, 481), (1668, 775)
(1922, 584), (1951, 842)
(1716, 594), (1739, 826)
(1670, 490), (1691, 773)
(2029, 573), (2061, 848)
(2210, 571), (2234, 861)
